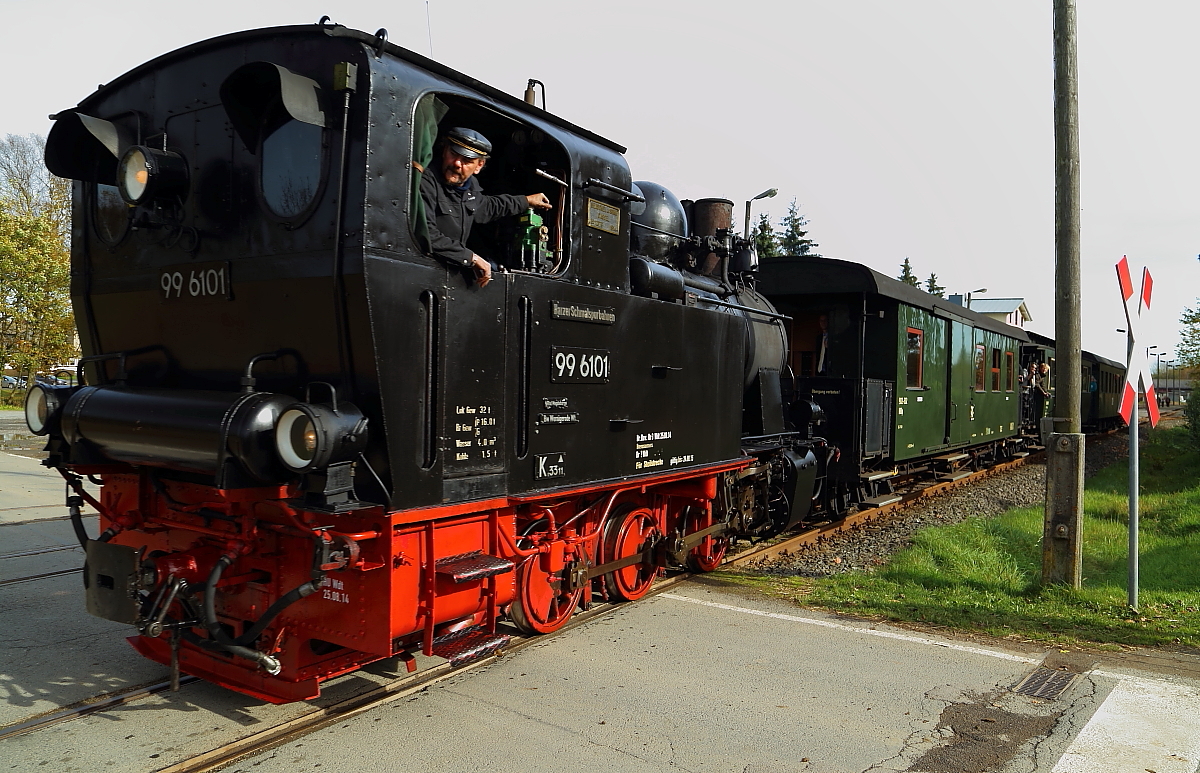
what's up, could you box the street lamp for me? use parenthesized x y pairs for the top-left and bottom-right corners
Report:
(743, 188), (778, 240)
(966, 287), (987, 310)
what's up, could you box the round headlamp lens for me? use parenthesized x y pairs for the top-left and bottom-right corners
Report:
(276, 408), (319, 472)
(118, 147), (150, 203)
(24, 386), (49, 435)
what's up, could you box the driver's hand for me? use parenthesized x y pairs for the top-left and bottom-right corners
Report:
(526, 193), (552, 210)
(470, 254), (492, 287)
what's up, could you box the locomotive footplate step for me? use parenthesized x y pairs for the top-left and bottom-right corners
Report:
(937, 471), (972, 482)
(431, 626), (511, 666)
(435, 551), (515, 583)
(933, 452), (969, 464)
(861, 494), (902, 508)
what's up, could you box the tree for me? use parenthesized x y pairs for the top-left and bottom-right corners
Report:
(1178, 304), (1200, 370)
(0, 134), (76, 403)
(777, 199), (819, 256)
(925, 273), (945, 297)
(0, 134), (69, 242)
(752, 212), (779, 259)
(898, 258), (920, 287)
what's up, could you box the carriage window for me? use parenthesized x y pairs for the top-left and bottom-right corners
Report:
(261, 118), (322, 218)
(1005, 351), (1015, 391)
(974, 345), (986, 392)
(991, 349), (1002, 391)
(905, 328), (923, 388)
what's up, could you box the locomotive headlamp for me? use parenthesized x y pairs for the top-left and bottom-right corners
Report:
(274, 401), (368, 474)
(24, 383), (75, 436)
(116, 145), (189, 205)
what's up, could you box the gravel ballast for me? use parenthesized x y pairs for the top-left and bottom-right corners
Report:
(752, 429), (1135, 578)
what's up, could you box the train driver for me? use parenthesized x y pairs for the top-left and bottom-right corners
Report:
(419, 127), (552, 287)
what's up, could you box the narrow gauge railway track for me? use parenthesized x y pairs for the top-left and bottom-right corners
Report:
(0, 544), (85, 587)
(0, 568), (82, 587)
(0, 575), (695, 769)
(0, 544), (82, 561)
(727, 449), (1046, 567)
(0, 452), (1045, 769)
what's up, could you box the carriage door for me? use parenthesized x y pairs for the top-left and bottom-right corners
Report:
(947, 320), (975, 445)
(441, 282), (508, 499)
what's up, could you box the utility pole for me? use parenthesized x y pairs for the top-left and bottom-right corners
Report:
(1044, 0), (1085, 587)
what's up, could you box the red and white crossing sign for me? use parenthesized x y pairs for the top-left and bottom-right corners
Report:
(1116, 255), (1158, 427)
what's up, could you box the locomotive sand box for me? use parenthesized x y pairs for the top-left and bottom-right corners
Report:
(28, 21), (1120, 702)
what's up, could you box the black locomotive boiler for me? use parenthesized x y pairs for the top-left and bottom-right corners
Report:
(33, 22), (824, 702)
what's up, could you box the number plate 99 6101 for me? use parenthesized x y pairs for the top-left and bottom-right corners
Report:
(550, 346), (610, 383)
(159, 261), (232, 301)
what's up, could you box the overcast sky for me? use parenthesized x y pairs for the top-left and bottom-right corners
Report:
(2, 0), (1195, 366)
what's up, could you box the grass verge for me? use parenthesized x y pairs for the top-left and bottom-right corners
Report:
(720, 425), (1200, 649)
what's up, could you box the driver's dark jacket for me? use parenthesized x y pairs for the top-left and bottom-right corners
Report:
(420, 164), (526, 267)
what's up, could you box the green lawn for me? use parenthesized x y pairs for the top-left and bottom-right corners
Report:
(723, 426), (1200, 649)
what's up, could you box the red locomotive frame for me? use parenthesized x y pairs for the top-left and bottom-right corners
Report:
(83, 460), (743, 703)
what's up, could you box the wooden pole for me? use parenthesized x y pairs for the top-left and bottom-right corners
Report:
(1043, 0), (1085, 587)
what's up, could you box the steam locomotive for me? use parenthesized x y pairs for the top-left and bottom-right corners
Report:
(33, 21), (824, 703)
(30, 21), (1121, 704)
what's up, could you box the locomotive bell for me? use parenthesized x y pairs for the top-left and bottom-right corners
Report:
(630, 181), (687, 262)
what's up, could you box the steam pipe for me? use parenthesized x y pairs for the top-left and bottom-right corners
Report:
(203, 555), (282, 674)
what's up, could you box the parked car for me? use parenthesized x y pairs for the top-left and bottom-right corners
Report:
(1, 375), (26, 389)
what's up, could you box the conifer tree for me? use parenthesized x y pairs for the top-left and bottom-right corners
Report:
(752, 212), (779, 259)
(898, 258), (920, 287)
(925, 273), (945, 297)
(778, 199), (819, 256)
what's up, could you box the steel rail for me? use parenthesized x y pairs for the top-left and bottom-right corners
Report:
(0, 568), (82, 587)
(0, 677), (201, 741)
(0, 544), (81, 561)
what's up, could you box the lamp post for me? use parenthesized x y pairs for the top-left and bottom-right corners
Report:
(965, 287), (987, 310)
(743, 188), (778, 240)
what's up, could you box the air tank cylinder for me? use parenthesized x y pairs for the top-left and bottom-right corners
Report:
(60, 386), (294, 483)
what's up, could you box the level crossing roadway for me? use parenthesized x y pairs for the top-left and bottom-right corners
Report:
(1, 436), (1199, 772)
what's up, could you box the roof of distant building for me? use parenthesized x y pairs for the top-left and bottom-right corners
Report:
(969, 297), (1032, 322)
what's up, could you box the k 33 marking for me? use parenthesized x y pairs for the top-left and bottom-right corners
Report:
(535, 452), (566, 479)
(550, 346), (610, 384)
(159, 260), (232, 301)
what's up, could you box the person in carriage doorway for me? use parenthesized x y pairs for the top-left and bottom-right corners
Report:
(420, 127), (552, 287)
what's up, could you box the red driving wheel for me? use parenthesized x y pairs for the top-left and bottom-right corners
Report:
(509, 553), (583, 635)
(685, 507), (728, 573)
(603, 505), (660, 601)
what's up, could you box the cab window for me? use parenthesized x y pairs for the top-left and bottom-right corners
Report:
(409, 92), (570, 275)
